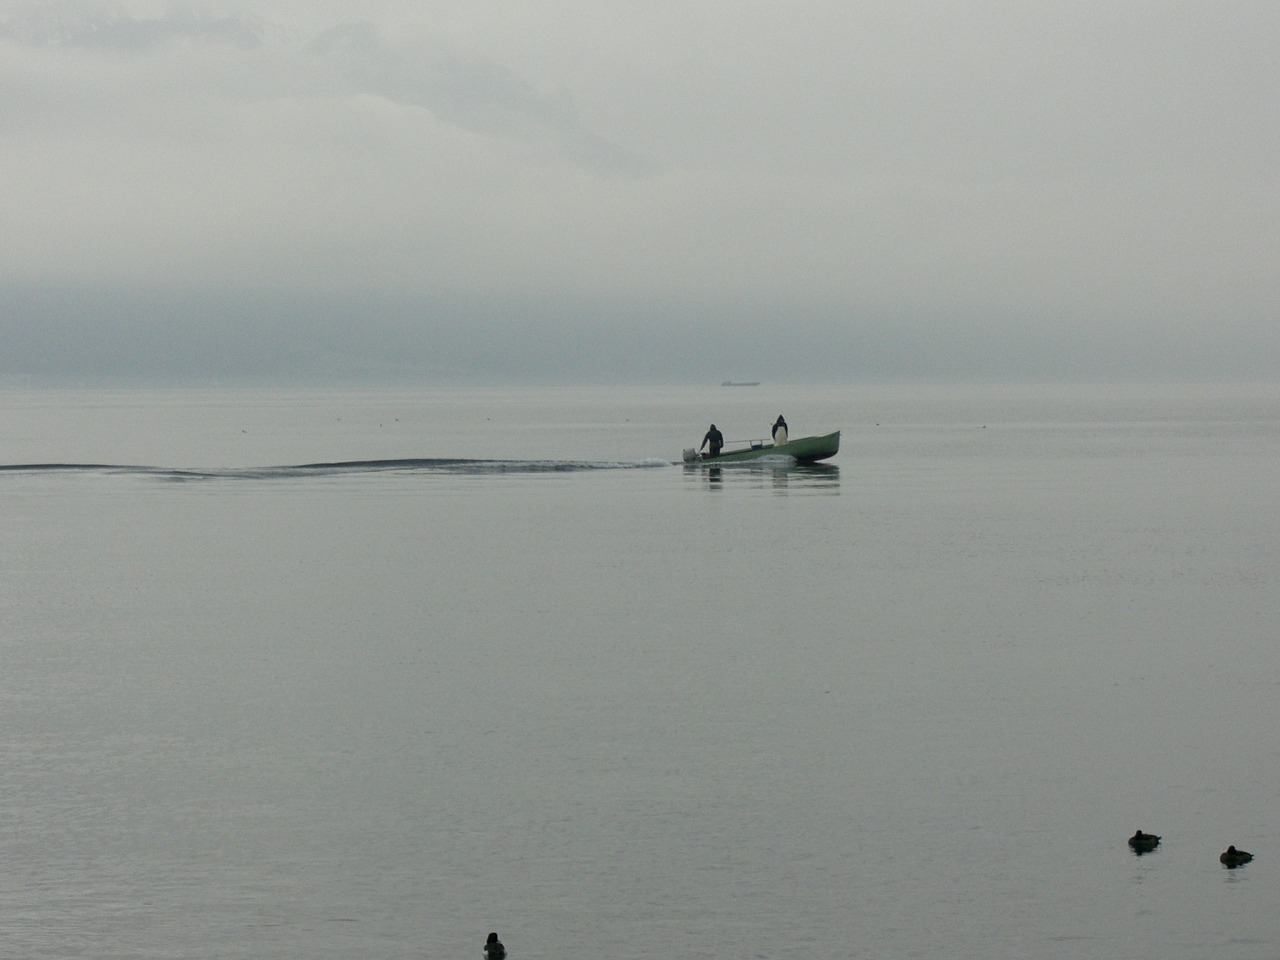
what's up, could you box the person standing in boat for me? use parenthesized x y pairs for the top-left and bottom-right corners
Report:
(771, 415), (788, 446)
(700, 424), (724, 457)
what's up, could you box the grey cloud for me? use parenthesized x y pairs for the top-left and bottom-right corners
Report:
(6, 277), (1277, 388)
(0, 1), (266, 51)
(1, 2), (1276, 387)
(0, 6), (652, 177)
(306, 21), (655, 178)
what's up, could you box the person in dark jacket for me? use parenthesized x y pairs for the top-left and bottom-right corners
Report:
(700, 424), (724, 457)
(484, 932), (506, 960)
(771, 415), (788, 446)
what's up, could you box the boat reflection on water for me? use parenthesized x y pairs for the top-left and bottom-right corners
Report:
(683, 460), (839, 494)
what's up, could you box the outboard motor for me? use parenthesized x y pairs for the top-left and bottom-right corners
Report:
(682, 448), (699, 463)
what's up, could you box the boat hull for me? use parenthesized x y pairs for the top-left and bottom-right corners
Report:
(685, 431), (840, 464)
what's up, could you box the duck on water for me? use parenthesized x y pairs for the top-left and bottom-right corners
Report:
(1128, 830), (1160, 853)
(1220, 845), (1253, 867)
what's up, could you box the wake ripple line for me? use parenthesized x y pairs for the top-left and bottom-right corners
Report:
(0, 458), (673, 480)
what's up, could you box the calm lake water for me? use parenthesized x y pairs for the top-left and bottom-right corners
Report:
(2, 382), (1278, 960)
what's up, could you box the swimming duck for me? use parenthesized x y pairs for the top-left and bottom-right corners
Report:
(1220, 845), (1253, 867)
(1128, 830), (1160, 853)
(484, 932), (506, 960)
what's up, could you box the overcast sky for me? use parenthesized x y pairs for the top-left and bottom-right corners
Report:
(1, 0), (1276, 385)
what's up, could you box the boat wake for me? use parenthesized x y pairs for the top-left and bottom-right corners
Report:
(0, 457), (675, 481)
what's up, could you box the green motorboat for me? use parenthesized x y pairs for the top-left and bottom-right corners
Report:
(683, 430), (840, 464)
